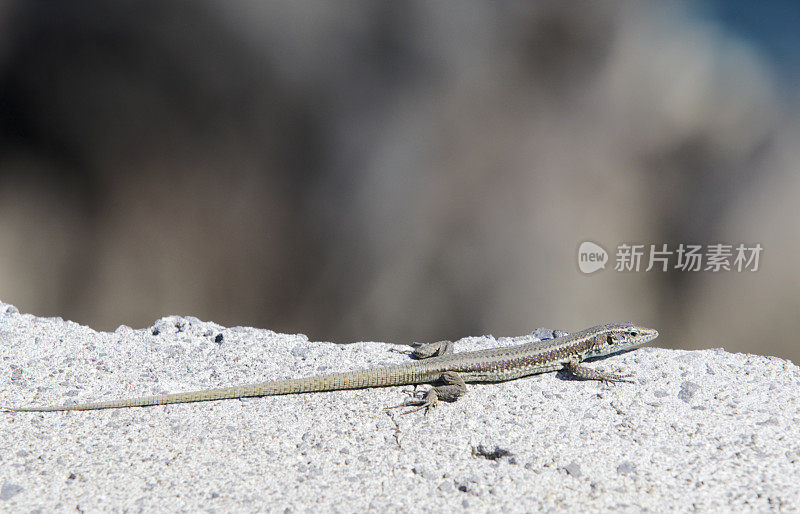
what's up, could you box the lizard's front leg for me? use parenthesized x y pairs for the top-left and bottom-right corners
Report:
(565, 356), (633, 383)
(387, 371), (467, 415)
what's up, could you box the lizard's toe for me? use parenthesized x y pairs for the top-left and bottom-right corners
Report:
(386, 388), (439, 415)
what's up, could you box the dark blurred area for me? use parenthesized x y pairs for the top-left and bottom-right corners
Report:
(1, 2), (798, 359)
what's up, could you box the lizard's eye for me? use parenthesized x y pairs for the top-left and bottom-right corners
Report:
(606, 335), (615, 345)
(630, 331), (638, 337)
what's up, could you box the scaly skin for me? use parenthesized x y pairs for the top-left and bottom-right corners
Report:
(7, 322), (658, 413)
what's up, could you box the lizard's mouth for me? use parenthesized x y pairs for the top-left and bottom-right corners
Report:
(641, 328), (659, 343)
(636, 328), (658, 341)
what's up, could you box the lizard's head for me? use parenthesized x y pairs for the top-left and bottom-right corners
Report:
(586, 322), (659, 357)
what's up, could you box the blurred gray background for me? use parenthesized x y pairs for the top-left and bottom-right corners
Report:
(1, 1), (798, 359)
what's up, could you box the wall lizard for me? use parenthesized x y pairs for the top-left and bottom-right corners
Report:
(7, 322), (658, 413)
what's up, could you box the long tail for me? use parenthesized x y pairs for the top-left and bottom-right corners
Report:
(8, 363), (425, 412)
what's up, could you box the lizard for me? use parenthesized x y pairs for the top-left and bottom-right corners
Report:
(6, 322), (658, 414)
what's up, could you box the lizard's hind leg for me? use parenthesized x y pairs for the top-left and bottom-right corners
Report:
(387, 371), (467, 415)
(408, 340), (454, 359)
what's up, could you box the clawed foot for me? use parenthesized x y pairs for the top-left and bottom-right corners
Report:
(389, 340), (453, 360)
(385, 371), (467, 415)
(600, 372), (634, 384)
(565, 358), (635, 384)
(386, 389), (439, 415)
(408, 340), (453, 359)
